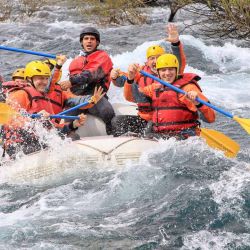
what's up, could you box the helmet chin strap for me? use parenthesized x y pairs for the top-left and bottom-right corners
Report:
(27, 77), (34, 86)
(151, 68), (157, 74)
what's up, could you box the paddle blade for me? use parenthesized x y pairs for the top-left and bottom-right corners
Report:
(0, 102), (16, 124)
(200, 128), (240, 158)
(233, 116), (250, 134)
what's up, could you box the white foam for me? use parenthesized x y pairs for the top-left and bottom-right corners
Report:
(181, 35), (250, 72)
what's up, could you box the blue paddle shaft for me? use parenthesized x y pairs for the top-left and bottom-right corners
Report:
(0, 45), (56, 59)
(57, 101), (90, 116)
(31, 114), (79, 120)
(140, 70), (233, 119)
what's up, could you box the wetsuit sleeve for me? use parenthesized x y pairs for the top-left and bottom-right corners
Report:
(113, 75), (127, 87)
(124, 81), (136, 102)
(180, 84), (216, 123)
(159, 41), (186, 75)
(123, 70), (143, 102)
(69, 52), (113, 87)
(138, 84), (157, 99)
(62, 91), (94, 109)
(112, 71), (127, 87)
(47, 65), (62, 93)
(171, 41), (186, 75)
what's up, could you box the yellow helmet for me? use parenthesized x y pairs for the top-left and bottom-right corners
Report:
(146, 45), (165, 59)
(24, 61), (51, 79)
(12, 68), (25, 80)
(156, 54), (179, 73)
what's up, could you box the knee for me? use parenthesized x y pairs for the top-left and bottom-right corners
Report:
(101, 108), (115, 123)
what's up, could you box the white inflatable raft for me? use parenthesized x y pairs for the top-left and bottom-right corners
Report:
(0, 104), (158, 184)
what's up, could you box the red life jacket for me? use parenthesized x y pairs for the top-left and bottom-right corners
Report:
(69, 50), (113, 93)
(2, 81), (28, 94)
(9, 84), (64, 115)
(152, 73), (202, 132)
(135, 65), (155, 116)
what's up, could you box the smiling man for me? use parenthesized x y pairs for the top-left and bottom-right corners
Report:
(60, 27), (115, 135)
(138, 54), (216, 139)
(3, 59), (104, 158)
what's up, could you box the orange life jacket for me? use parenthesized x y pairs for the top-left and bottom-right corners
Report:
(152, 73), (201, 132)
(69, 50), (112, 93)
(3, 84), (64, 149)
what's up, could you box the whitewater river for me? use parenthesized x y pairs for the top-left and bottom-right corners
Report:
(0, 4), (250, 249)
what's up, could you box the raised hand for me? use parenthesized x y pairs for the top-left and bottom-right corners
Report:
(91, 86), (105, 104)
(127, 63), (140, 80)
(56, 54), (67, 66)
(166, 23), (179, 44)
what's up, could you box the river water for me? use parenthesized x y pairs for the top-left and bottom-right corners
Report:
(0, 3), (250, 250)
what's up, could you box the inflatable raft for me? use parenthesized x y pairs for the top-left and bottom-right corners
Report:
(0, 104), (158, 184)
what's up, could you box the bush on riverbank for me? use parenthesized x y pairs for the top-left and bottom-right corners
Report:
(77, 0), (149, 25)
(178, 0), (250, 40)
(0, 0), (49, 20)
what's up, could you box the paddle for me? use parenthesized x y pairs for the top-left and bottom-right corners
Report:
(140, 70), (250, 135)
(0, 103), (79, 125)
(56, 101), (90, 116)
(0, 45), (56, 59)
(139, 71), (240, 158)
(200, 128), (239, 158)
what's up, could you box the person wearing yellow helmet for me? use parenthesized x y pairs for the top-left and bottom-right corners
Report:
(12, 68), (27, 85)
(3, 56), (105, 158)
(0, 68), (29, 102)
(111, 23), (186, 137)
(135, 53), (216, 139)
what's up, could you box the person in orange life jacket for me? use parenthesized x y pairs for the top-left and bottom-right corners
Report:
(0, 68), (28, 102)
(111, 23), (187, 137)
(59, 27), (115, 135)
(12, 68), (27, 85)
(3, 59), (104, 158)
(136, 53), (216, 140)
(111, 23), (185, 89)
(1, 57), (63, 101)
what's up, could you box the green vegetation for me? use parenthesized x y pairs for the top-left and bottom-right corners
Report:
(76, 0), (149, 25)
